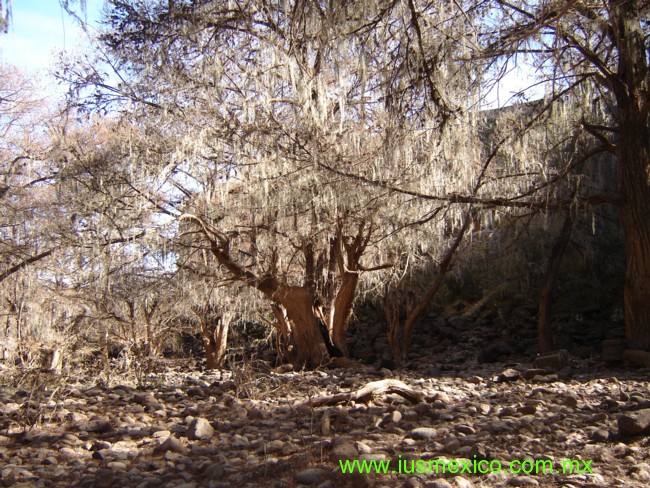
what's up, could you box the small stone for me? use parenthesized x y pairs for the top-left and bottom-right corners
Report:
(478, 403), (491, 415)
(261, 439), (284, 453)
(107, 461), (128, 470)
(247, 407), (267, 420)
(427, 480), (452, 488)
(522, 369), (547, 380)
(618, 408), (650, 435)
(455, 424), (475, 435)
(487, 420), (512, 434)
(153, 435), (186, 455)
(294, 467), (327, 485)
(80, 419), (112, 433)
(562, 394), (579, 408)
(152, 430), (171, 439)
(204, 463), (224, 478)
(628, 462), (650, 482)
(591, 428), (611, 442)
(454, 476), (475, 488)
(187, 417), (214, 440)
(406, 427), (437, 440)
(533, 350), (569, 371)
(497, 369), (521, 382)
(509, 476), (539, 486)
(92, 450), (107, 460)
(517, 404), (536, 415)
(331, 441), (358, 460)
(356, 441), (372, 454)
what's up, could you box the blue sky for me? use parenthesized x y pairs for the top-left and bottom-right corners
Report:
(0, 1), (536, 107)
(0, 0), (104, 76)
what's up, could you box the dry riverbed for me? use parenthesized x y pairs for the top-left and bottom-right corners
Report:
(1, 358), (650, 488)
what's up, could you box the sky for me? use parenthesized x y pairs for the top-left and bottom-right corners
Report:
(0, 0), (104, 78)
(0, 1), (537, 108)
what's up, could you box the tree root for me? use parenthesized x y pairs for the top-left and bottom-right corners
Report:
(306, 379), (424, 407)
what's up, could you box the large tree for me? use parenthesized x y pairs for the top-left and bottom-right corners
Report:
(60, 0), (490, 367)
(471, 0), (650, 349)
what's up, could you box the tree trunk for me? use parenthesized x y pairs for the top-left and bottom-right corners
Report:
(612, 2), (650, 350)
(384, 215), (470, 365)
(330, 271), (359, 356)
(538, 212), (573, 354)
(278, 287), (328, 368)
(202, 316), (229, 370)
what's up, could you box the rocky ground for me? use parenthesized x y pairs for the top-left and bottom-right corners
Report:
(1, 309), (649, 488)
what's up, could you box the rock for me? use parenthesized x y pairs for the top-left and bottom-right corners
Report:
(294, 467), (327, 485)
(391, 410), (403, 423)
(533, 350), (569, 371)
(406, 427), (437, 440)
(562, 394), (579, 408)
(521, 369), (547, 380)
(79, 419), (112, 433)
(497, 369), (521, 382)
(486, 420), (513, 434)
(275, 363), (294, 373)
(260, 439), (284, 453)
(591, 428), (611, 442)
(618, 409), (650, 435)
(508, 476), (539, 486)
(133, 393), (157, 405)
(204, 463), (225, 478)
(331, 440), (358, 460)
(623, 349), (650, 368)
(628, 462), (650, 482)
(453, 476), (475, 488)
(454, 424), (475, 435)
(187, 417), (214, 440)
(153, 435), (186, 455)
(427, 480), (452, 488)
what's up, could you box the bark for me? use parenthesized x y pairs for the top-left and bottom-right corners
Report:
(277, 286), (328, 368)
(202, 316), (229, 370)
(611, 2), (650, 350)
(330, 271), (359, 356)
(538, 212), (574, 354)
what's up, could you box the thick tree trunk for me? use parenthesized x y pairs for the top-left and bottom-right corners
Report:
(612, 2), (650, 350)
(538, 212), (573, 354)
(279, 287), (328, 368)
(618, 136), (650, 350)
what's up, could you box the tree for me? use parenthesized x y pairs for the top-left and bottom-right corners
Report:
(0, 65), (62, 284)
(59, 0), (496, 367)
(470, 0), (650, 349)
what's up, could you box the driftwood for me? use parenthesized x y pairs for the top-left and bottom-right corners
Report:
(306, 379), (424, 407)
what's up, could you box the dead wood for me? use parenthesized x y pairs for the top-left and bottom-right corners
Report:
(306, 379), (424, 407)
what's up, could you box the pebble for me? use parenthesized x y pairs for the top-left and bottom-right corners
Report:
(407, 427), (437, 440)
(618, 408), (650, 435)
(187, 417), (214, 440)
(294, 467), (327, 485)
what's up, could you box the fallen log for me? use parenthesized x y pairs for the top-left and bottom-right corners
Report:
(306, 379), (423, 407)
